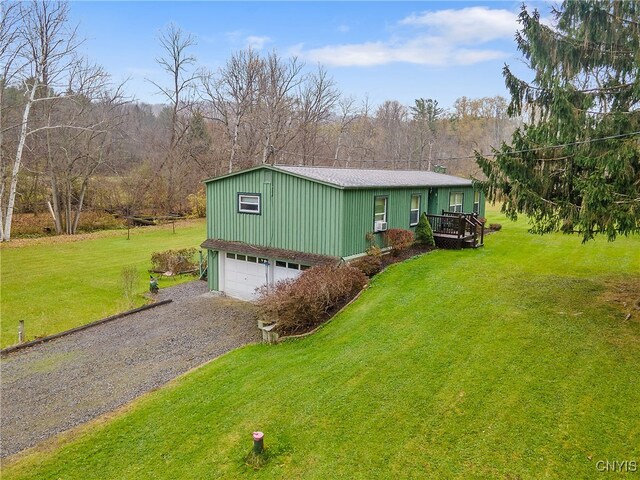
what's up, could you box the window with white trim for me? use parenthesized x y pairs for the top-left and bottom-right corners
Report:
(374, 196), (387, 227)
(410, 194), (421, 226)
(449, 192), (463, 213)
(238, 193), (261, 214)
(473, 191), (480, 214)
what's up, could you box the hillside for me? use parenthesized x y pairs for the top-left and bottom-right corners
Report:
(3, 209), (639, 479)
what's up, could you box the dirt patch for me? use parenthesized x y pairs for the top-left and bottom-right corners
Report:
(599, 278), (640, 321)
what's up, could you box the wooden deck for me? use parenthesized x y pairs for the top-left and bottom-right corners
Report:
(426, 211), (485, 249)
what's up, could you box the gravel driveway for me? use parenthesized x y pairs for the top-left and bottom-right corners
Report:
(0, 280), (260, 458)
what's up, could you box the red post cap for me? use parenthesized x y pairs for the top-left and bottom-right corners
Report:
(253, 431), (264, 441)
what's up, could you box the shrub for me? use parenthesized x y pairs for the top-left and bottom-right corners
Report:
(489, 223), (502, 231)
(120, 265), (138, 308)
(257, 264), (367, 335)
(366, 244), (382, 257)
(365, 231), (375, 246)
(77, 210), (125, 232)
(151, 248), (197, 274)
(351, 255), (383, 277)
(187, 187), (206, 218)
(414, 212), (435, 247)
(384, 228), (414, 256)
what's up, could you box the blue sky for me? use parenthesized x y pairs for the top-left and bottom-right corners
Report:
(70, 1), (549, 110)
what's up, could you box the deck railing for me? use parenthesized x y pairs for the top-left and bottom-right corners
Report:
(426, 211), (485, 248)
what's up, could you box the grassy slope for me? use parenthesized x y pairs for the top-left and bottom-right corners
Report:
(3, 211), (639, 479)
(0, 221), (206, 348)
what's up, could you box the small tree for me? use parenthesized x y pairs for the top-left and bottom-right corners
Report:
(415, 212), (435, 246)
(120, 265), (138, 308)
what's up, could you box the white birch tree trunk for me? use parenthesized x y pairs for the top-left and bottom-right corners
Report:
(2, 80), (37, 241)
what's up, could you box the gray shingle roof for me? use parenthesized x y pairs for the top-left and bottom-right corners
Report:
(274, 165), (473, 188)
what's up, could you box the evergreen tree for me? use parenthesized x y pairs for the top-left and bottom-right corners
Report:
(476, 2), (639, 241)
(415, 212), (435, 246)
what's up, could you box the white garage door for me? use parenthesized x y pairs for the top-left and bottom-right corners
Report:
(223, 253), (269, 301)
(221, 253), (309, 301)
(273, 260), (307, 284)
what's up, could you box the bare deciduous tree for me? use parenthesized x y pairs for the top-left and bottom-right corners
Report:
(0, 1), (27, 240)
(258, 52), (304, 164)
(1, 0), (81, 241)
(296, 66), (339, 165)
(201, 49), (263, 173)
(148, 23), (197, 212)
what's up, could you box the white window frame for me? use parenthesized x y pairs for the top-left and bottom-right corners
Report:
(473, 191), (480, 214)
(238, 193), (261, 214)
(374, 196), (387, 223)
(449, 192), (464, 213)
(374, 196), (388, 231)
(410, 194), (421, 226)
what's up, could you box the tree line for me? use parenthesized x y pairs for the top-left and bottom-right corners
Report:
(0, 0), (518, 241)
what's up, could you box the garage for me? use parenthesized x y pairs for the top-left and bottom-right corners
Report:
(220, 252), (307, 301)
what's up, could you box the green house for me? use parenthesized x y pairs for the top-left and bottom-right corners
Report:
(201, 165), (484, 300)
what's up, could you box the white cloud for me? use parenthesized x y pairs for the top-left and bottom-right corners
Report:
(337, 24), (350, 33)
(297, 6), (518, 68)
(245, 35), (271, 50)
(400, 7), (518, 43)
(304, 40), (505, 67)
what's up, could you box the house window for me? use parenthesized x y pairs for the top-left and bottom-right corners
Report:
(410, 194), (421, 226)
(374, 196), (388, 231)
(238, 193), (261, 214)
(473, 191), (480, 214)
(449, 192), (464, 213)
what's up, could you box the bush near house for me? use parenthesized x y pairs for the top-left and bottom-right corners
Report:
(414, 212), (435, 246)
(150, 248), (198, 275)
(350, 255), (383, 278)
(257, 264), (367, 335)
(384, 228), (414, 256)
(351, 254), (383, 277)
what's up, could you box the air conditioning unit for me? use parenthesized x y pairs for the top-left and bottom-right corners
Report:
(374, 221), (388, 232)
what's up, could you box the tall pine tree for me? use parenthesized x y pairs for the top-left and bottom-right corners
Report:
(476, 1), (639, 241)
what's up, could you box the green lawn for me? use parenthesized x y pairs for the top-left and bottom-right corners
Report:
(0, 220), (206, 348)
(3, 210), (640, 479)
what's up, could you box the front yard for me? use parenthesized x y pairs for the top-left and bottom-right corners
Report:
(2, 209), (639, 478)
(0, 220), (205, 348)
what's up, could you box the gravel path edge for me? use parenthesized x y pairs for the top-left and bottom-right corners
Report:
(1, 300), (173, 356)
(1, 339), (261, 466)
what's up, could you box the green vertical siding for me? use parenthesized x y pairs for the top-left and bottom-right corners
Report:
(207, 249), (219, 291)
(341, 187), (430, 257)
(430, 186), (485, 217)
(205, 166), (485, 261)
(206, 169), (343, 257)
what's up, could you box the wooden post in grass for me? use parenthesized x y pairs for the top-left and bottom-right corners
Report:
(18, 320), (24, 343)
